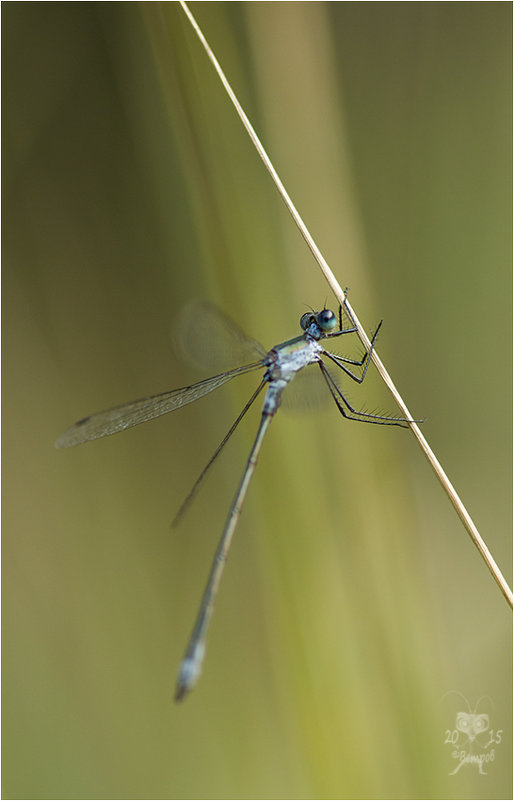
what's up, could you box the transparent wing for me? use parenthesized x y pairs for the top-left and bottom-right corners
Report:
(282, 363), (332, 412)
(175, 300), (267, 373)
(55, 361), (263, 448)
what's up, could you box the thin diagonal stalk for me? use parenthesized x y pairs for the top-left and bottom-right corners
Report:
(178, 1), (512, 609)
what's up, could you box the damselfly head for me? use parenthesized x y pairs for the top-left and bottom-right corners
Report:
(299, 312), (314, 331)
(316, 308), (337, 332)
(300, 308), (337, 336)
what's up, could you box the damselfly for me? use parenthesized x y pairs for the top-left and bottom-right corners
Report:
(56, 302), (416, 701)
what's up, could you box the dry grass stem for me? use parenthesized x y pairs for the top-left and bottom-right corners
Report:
(179, 1), (512, 609)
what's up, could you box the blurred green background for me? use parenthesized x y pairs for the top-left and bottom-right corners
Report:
(3, 2), (512, 798)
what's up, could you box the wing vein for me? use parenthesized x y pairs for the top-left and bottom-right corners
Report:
(55, 361), (263, 448)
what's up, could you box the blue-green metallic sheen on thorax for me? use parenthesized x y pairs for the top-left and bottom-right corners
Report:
(272, 334), (311, 356)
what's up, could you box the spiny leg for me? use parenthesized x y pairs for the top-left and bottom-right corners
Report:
(325, 311), (357, 338)
(337, 301), (354, 332)
(335, 300), (359, 334)
(323, 321), (383, 383)
(318, 361), (411, 427)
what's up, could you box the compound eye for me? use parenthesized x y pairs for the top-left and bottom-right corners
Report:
(317, 309), (337, 332)
(300, 312), (314, 331)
